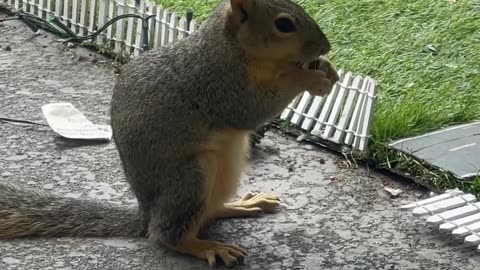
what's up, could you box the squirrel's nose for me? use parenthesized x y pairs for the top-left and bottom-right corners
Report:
(318, 37), (331, 55)
(315, 27), (331, 55)
(319, 45), (330, 55)
(303, 38), (331, 58)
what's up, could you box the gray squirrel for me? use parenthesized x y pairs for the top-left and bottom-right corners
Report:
(0, 0), (339, 267)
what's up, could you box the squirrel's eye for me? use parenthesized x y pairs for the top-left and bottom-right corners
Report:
(274, 17), (296, 33)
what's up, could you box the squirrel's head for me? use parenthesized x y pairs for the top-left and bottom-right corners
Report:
(224, 0), (331, 64)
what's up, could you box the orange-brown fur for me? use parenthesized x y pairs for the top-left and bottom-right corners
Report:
(198, 129), (251, 222)
(173, 130), (251, 263)
(247, 59), (285, 87)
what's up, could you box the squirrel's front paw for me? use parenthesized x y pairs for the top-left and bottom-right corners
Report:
(311, 56), (340, 85)
(305, 72), (334, 96)
(277, 57), (339, 96)
(304, 57), (339, 96)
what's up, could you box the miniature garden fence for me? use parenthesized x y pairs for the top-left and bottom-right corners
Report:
(4, 0), (199, 56)
(401, 189), (480, 252)
(280, 70), (377, 154)
(2, 0), (378, 154)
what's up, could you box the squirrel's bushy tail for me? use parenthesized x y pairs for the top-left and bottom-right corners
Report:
(0, 181), (145, 239)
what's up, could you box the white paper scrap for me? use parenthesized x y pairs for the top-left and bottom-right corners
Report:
(41, 102), (112, 141)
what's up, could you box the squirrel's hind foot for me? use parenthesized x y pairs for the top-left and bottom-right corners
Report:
(175, 236), (247, 268)
(215, 193), (280, 219)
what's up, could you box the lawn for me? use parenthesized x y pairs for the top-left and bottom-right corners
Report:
(155, 0), (480, 194)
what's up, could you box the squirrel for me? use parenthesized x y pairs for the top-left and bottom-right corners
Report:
(0, 0), (339, 268)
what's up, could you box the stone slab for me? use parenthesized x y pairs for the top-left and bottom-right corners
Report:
(390, 122), (480, 180)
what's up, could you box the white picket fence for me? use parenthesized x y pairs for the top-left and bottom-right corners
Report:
(3, 0), (378, 154)
(3, 0), (198, 56)
(280, 70), (378, 153)
(401, 189), (480, 251)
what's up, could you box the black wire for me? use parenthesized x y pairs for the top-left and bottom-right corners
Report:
(0, 5), (68, 36)
(0, 4), (157, 43)
(0, 2), (16, 16)
(0, 16), (19, 22)
(65, 14), (156, 42)
(1, 2), (194, 53)
(0, 117), (48, 127)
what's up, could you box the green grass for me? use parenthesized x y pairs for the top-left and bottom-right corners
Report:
(155, 0), (480, 194)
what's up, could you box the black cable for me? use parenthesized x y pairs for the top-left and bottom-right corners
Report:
(1, 7), (157, 50)
(55, 14), (157, 51)
(1, 2), (195, 52)
(63, 14), (156, 41)
(0, 117), (48, 127)
(0, 2), (16, 16)
(0, 4), (68, 36)
(0, 16), (19, 21)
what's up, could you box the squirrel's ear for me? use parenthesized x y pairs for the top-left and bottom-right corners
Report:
(230, 0), (254, 24)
